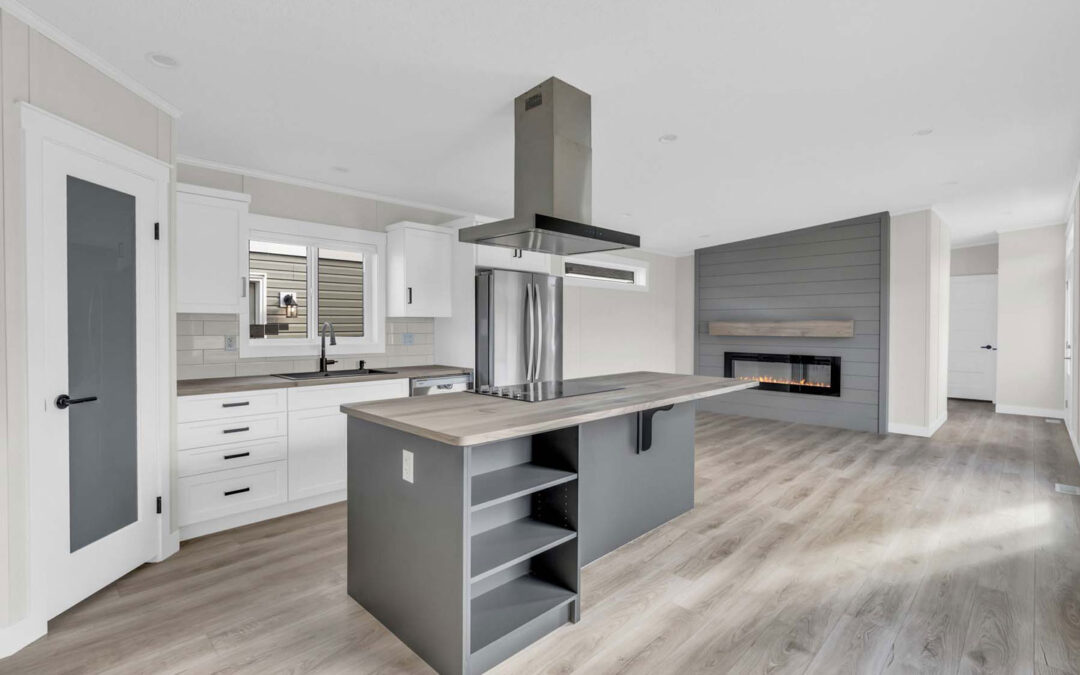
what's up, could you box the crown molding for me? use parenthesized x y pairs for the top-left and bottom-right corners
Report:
(0, 0), (181, 118)
(950, 237), (998, 250)
(176, 154), (485, 219)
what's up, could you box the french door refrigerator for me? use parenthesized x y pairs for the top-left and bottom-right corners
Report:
(475, 268), (563, 388)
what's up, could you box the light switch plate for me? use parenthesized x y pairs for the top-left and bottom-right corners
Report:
(403, 333), (414, 346)
(402, 450), (414, 483)
(224, 335), (237, 352)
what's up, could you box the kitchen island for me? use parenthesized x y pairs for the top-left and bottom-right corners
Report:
(340, 371), (756, 674)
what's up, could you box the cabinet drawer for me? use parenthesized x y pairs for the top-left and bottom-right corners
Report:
(178, 388), (287, 423)
(178, 413), (286, 450)
(287, 379), (408, 411)
(178, 437), (288, 477)
(177, 461), (287, 527)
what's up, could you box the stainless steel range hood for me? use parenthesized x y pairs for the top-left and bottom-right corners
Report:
(459, 77), (640, 255)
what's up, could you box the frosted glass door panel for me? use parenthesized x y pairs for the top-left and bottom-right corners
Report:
(66, 176), (138, 552)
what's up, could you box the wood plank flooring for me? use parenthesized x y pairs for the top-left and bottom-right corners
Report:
(3, 399), (1080, 674)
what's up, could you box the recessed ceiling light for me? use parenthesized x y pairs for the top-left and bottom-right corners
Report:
(658, 134), (678, 143)
(913, 128), (934, 136)
(331, 166), (350, 173)
(145, 52), (179, 69)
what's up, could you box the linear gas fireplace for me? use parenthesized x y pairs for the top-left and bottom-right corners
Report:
(724, 352), (841, 397)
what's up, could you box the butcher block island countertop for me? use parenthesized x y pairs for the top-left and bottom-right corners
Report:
(339, 371), (757, 446)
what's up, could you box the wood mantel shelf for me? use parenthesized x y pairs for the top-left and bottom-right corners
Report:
(708, 320), (855, 338)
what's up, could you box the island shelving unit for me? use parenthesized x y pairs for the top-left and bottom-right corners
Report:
(342, 372), (756, 674)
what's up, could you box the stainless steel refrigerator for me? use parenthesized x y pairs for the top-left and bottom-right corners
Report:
(475, 269), (562, 388)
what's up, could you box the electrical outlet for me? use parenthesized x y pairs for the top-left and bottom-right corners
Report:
(402, 450), (414, 483)
(224, 335), (237, 352)
(403, 332), (414, 346)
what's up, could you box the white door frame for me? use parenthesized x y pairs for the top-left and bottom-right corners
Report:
(947, 273), (998, 402)
(15, 103), (173, 650)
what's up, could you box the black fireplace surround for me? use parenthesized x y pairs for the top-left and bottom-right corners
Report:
(723, 352), (842, 397)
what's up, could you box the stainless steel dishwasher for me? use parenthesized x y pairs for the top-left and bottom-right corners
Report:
(410, 373), (472, 396)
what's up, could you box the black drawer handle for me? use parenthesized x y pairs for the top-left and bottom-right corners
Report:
(223, 487), (250, 497)
(223, 452), (250, 460)
(222, 401), (250, 408)
(223, 426), (250, 434)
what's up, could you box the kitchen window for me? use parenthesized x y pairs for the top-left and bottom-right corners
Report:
(239, 214), (385, 357)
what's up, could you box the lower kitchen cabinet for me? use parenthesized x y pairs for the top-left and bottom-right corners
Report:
(288, 407), (348, 500)
(177, 461), (288, 527)
(177, 378), (410, 539)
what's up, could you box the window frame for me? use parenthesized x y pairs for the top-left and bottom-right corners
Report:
(238, 213), (386, 358)
(562, 252), (649, 292)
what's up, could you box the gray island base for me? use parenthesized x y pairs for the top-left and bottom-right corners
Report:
(341, 372), (756, 674)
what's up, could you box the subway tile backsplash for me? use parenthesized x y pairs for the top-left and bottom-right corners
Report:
(176, 313), (436, 381)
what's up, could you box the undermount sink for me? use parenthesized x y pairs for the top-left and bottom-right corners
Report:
(273, 368), (398, 381)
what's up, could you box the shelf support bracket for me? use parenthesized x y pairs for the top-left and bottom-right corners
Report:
(637, 404), (674, 453)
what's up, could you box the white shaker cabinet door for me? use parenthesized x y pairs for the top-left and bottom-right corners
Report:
(288, 406), (347, 500)
(387, 222), (453, 317)
(176, 185), (250, 314)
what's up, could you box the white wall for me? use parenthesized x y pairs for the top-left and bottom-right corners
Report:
(888, 209), (951, 436)
(951, 243), (998, 276)
(563, 250), (680, 378)
(0, 8), (175, 636)
(996, 224), (1066, 417)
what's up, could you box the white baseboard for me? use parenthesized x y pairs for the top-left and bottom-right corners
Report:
(0, 616), (46, 658)
(888, 418), (945, 438)
(995, 404), (1066, 419)
(150, 529), (181, 563)
(179, 490), (346, 541)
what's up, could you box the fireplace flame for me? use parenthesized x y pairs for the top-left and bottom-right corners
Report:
(737, 375), (829, 388)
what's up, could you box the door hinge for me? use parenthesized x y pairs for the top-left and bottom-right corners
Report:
(156, 496), (162, 514)
(154, 222), (160, 240)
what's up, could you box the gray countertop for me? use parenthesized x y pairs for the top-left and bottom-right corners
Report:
(177, 364), (472, 397)
(340, 371), (757, 446)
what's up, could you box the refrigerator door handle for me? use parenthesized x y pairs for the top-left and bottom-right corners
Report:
(533, 282), (542, 381)
(525, 283), (535, 381)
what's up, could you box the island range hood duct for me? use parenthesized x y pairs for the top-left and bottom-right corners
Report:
(459, 77), (640, 255)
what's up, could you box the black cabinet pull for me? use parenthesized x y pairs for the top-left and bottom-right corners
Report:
(407, 287), (413, 304)
(223, 452), (250, 460)
(223, 426), (250, 434)
(55, 394), (98, 409)
(222, 401), (250, 408)
(223, 487), (250, 497)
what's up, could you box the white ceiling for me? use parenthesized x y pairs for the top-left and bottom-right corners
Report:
(21, 0), (1080, 253)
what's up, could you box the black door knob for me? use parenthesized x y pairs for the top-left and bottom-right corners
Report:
(55, 394), (98, 409)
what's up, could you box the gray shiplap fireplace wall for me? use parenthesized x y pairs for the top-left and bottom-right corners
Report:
(695, 213), (890, 433)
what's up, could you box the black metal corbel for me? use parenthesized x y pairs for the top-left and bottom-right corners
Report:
(637, 404), (674, 453)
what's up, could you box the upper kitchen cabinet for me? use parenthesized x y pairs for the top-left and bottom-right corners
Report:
(176, 184), (251, 314)
(386, 221), (453, 317)
(475, 243), (553, 274)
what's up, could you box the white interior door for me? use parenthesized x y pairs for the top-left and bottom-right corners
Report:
(1065, 221), (1074, 435)
(38, 133), (164, 618)
(948, 274), (998, 401)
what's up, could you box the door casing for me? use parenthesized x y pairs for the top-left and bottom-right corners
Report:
(17, 102), (173, 647)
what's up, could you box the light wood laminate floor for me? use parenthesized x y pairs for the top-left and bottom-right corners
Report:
(3, 400), (1080, 674)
